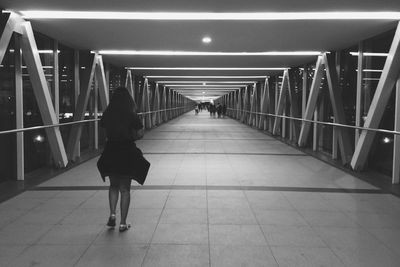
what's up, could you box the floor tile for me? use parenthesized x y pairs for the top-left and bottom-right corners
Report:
(76, 244), (148, 267)
(10, 244), (87, 267)
(210, 245), (278, 267)
(152, 223), (208, 244)
(143, 244), (209, 267)
(261, 224), (326, 247)
(209, 225), (267, 245)
(271, 246), (345, 267)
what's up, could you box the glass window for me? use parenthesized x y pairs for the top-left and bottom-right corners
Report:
(0, 35), (16, 182)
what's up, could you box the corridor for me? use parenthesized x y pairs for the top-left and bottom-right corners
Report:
(1, 111), (400, 266)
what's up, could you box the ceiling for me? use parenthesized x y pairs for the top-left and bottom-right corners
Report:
(1, 0), (400, 101)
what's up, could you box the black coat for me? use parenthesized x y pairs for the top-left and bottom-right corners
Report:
(97, 111), (150, 185)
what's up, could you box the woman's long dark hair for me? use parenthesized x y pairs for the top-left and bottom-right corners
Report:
(107, 87), (136, 114)
(102, 87), (137, 131)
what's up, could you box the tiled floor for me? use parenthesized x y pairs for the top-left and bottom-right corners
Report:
(1, 111), (400, 266)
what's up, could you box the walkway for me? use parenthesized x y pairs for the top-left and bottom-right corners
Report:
(1, 111), (400, 266)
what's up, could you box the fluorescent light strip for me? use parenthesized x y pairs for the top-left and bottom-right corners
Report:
(164, 84), (246, 87)
(157, 81), (257, 84)
(147, 76), (267, 78)
(98, 50), (321, 56)
(350, 52), (388, 57)
(19, 11), (400, 20)
(127, 67), (287, 70)
(355, 69), (383, 72)
(174, 89), (239, 91)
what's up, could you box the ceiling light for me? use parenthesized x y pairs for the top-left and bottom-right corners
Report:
(202, 36), (212, 44)
(157, 81), (257, 84)
(350, 52), (388, 57)
(165, 84), (246, 87)
(98, 50), (321, 56)
(202, 92), (205, 94)
(19, 11), (400, 20)
(146, 76), (268, 78)
(355, 69), (383, 72)
(127, 67), (287, 70)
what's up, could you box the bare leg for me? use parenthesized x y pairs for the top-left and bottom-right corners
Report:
(119, 178), (132, 225)
(109, 176), (119, 216)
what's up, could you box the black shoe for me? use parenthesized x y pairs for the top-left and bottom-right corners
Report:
(119, 223), (131, 232)
(107, 215), (116, 227)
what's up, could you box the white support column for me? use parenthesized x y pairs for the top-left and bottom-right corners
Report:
(94, 72), (99, 150)
(15, 34), (24, 181)
(0, 12), (24, 64)
(53, 40), (59, 122)
(259, 78), (269, 130)
(125, 69), (134, 98)
(73, 49), (80, 158)
(66, 54), (97, 160)
(20, 22), (68, 167)
(355, 42), (364, 145)
(324, 53), (352, 164)
(249, 83), (257, 126)
(313, 109), (318, 151)
(352, 22), (400, 170)
(288, 70), (300, 142)
(302, 66), (307, 116)
(95, 55), (109, 110)
(393, 78), (400, 184)
(273, 70), (289, 135)
(298, 56), (324, 146)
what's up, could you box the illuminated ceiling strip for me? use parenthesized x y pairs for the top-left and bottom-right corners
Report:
(355, 69), (383, 72)
(157, 81), (257, 84)
(127, 67), (287, 70)
(350, 52), (388, 57)
(174, 89), (239, 90)
(19, 11), (400, 20)
(147, 76), (267, 78)
(164, 84), (247, 87)
(98, 50), (321, 56)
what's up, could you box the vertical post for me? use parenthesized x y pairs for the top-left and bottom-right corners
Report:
(355, 42), (364, 145)
(15, 34), (24, 181)
(302, 66), (307, 116)
(393, 78), (400, 184)
(94, 72), (98, 150)
(73, 49), (80, 158)
(53, 40), (59, 122)
(313, 109), (318, 151)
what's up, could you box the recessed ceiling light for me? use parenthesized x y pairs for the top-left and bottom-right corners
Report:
(202, 36), (212, 44)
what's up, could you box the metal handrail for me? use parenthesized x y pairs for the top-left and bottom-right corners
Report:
(227, 108), (400, 136)
(0, 106), (187, 135)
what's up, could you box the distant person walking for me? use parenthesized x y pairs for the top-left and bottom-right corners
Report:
(216, 103), (222, 118)
(97, 87), (150, 232)
(222, 104), (227, 118)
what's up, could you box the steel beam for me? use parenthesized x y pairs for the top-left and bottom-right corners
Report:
(298, 56), (324, 146)
(324, 53), (352, 164)
(273, 70), (289, 135)
(66, 54), (97, 160)
(355, 42), (365, 145)
(393, 78), (400, 184)
(20, 22), (68, 167)
(15, 34), (24, 180)
(352, 22), (400, 170)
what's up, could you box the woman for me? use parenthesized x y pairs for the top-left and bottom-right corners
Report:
(97, 87), (148, 232)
